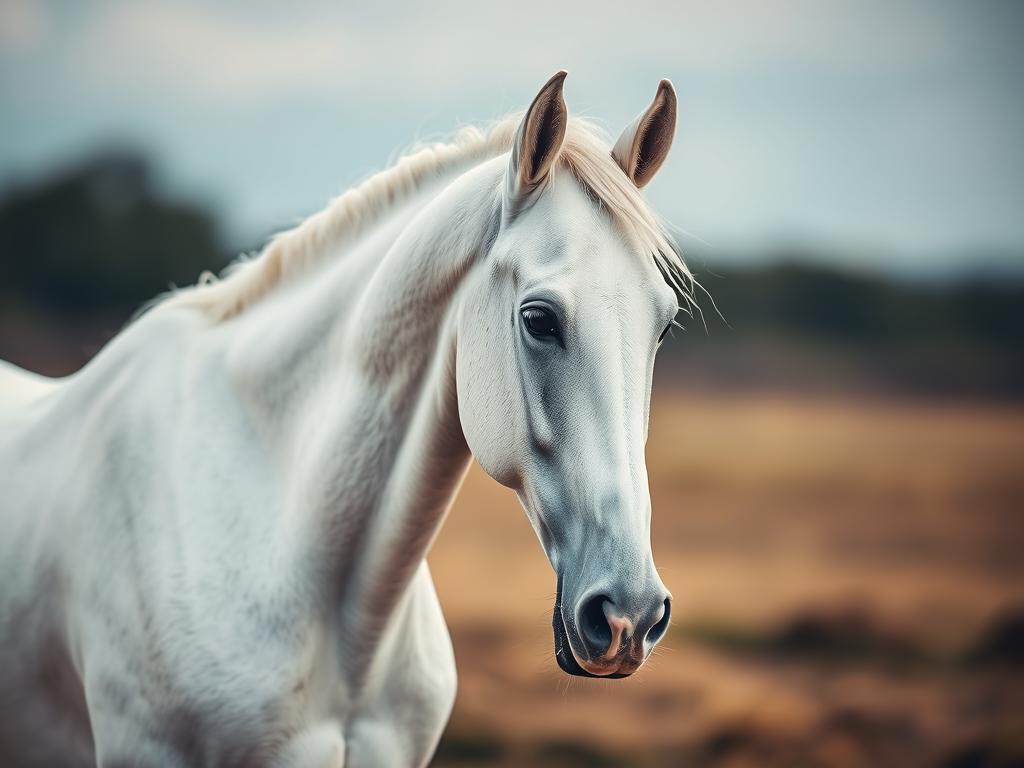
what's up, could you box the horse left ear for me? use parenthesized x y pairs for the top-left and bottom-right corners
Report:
(612, 79), (677, 188)
(506, 71), (569, 206)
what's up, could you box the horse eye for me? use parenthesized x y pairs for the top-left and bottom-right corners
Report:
(521, 307), (560, 341)
(658, 323), (672, 343)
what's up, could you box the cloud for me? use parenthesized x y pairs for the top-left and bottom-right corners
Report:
(67, 3), (350, 99)
(0, 0), (49, 52)
(2, 0), (1019, 264)
(54, 0), (958, 104)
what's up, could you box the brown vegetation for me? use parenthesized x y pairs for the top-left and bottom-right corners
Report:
(430, 393), (1024, 767)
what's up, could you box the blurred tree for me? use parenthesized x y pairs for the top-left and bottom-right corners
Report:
(662, 256), (1024, 399)
(0, 150), (1020, 398)
(0, 151), (227, 315)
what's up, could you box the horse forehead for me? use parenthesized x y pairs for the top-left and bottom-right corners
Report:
(520, 184), (639, 277)
(509, 177), (675, 312)
(516, 185), (610, 257)
(536, 221), (669, 310)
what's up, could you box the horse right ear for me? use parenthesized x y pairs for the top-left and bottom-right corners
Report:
(504, 71), (569, 210)
(612, 79), (677, 188)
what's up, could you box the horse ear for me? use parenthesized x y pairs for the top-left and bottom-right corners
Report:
(612, 79), (677, 188)
(506, 70), (569, 204)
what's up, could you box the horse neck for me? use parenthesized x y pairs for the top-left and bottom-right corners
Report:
(221, 156), (504, 664)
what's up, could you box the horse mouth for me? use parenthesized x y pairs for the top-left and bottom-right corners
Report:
(552, 575), (632, 679)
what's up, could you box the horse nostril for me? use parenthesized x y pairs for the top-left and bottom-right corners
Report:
(578, 594), (612, 654)
(645, 596), (672, 645)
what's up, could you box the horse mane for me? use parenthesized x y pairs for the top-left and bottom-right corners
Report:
(164, 116), (694, 322)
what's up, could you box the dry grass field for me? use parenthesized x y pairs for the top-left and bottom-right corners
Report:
(429, 392), (1024, 767)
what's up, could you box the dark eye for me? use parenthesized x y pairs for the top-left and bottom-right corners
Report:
(521, 306), (561, 342)
(658, 322), (673, 344)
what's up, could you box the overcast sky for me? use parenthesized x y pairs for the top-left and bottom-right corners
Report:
(1, 1), (1022, 277)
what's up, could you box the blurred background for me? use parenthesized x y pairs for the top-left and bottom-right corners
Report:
(1, 1), (1022, 766)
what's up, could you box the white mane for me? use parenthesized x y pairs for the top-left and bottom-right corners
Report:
(166, 115), (693, 322)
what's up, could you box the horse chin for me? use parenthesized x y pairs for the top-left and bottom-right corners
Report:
(552, 577), (631, 679)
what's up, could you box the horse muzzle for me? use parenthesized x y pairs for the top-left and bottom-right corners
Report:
(552, 572), (672, 678)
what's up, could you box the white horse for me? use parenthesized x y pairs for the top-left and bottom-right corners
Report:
(0, 72), (690, 767)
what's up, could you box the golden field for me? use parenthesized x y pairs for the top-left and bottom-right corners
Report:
(429, 393), (1024, 767)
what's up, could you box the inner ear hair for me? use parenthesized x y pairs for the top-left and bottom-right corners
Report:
(517, 70), (569, 190)
(613, 79), (677, 188)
